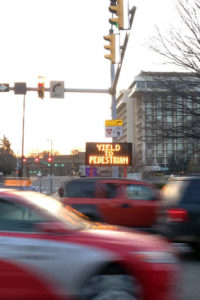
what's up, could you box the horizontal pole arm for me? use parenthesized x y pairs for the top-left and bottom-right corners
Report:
(9, 87), (111, 94)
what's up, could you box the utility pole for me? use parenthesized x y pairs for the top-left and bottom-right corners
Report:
(110, 29), (119, 178)
(21, 94), (26, 177)
(50, 140), (53, 195)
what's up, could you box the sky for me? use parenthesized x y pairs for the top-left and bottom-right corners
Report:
(0, 0), (179, 156)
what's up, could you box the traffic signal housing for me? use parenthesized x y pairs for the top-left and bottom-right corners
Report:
(104, 34), (120, 64)
(109, 0), (129, 30)
(37, 76), (45, 99)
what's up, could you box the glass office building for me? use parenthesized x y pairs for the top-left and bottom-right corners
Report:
(116, 72), (200, 171)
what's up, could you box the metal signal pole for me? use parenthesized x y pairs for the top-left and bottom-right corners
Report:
(21, 94), (26, 177)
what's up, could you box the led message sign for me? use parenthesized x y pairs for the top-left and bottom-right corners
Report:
(86, 143), (132, 166)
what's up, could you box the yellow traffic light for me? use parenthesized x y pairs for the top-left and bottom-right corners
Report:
(104, 34), (120, 64)
(37, 76), (45, 99)
(109, 0), (129, 30)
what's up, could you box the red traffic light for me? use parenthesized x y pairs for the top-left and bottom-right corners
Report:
(47, 156), (53, 163)
(37, 76), (45, 99)
(22, 157), (26, 163)
(34, 157), (40, 163)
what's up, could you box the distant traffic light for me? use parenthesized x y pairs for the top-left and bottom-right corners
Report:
(47, 156), (53, 163)
(104, 34), (120, 64)
(37, 76), (45, 99)
(34, 157), (40, 163)
(109, 0), (129, 30)
(22, 156), (26, 163)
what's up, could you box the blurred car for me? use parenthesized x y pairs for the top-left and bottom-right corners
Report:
(61, 177), (161, 231)
(2, 178), (38, 192)
(158, 176), (200, 252)
(0, 188), (178, 300)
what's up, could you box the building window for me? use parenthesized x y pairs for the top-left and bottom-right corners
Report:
(166, 116), (173, 122)
(157, 150), (163, 157)
(166, 150), (173, 157)
(166, 143), (173, 150)
(177, 143), (183, 150)
(146, 157), (154, 164)
(146, 150), (154, 156)
(146, 143), (154, 149)
(136, 81), (146, 88)
(156, 157), (164, 164)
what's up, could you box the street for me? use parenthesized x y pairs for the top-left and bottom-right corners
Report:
(32, 176), (200, 299)
(179, 251), (200, 300)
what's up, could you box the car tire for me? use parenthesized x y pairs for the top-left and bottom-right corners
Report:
(81, 273), (142, 300)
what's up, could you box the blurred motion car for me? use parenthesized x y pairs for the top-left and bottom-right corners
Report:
(0, 188), (178, 300)
(2, 178), (38, 192)
(60, 177), (161, 231)
(158, 176), (200, 252)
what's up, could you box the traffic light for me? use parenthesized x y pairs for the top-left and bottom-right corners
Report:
(22, 156), (26, 163)
(34, 157), (40, 163)
(37, 76), (45, 99)
(109, 0), (129, 30)
(47, 156), (53, 163)
(109, 0), (117, 13)
(104, 34), (120, 64)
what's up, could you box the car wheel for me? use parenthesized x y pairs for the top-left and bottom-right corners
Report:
(81, 273), (142, 300)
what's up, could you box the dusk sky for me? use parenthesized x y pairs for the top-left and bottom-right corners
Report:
(0, 0), (178, 156)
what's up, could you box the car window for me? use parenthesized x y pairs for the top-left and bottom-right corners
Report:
(182, 180), (200, 204)
(65, 181), (95, 198)
(126, 184), (155, 200)
(0, 198), (47, 232)
(161, 180), (189, 205)
(105, 183), (118, 198)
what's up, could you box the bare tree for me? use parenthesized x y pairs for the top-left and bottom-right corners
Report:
(151, 0), (200, 73)
(148, 0), (200, 143)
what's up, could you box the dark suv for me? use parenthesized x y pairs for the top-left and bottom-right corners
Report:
(158, 176), (200, 251)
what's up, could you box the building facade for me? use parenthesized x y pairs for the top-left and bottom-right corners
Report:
(116, 71), (200, 171)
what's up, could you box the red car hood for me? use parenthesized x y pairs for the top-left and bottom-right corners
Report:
(74, 223), (173, 253)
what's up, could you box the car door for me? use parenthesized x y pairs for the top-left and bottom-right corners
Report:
(97, 180), (135, 226)
(0, 197), (93, 299)
(122, 183), (160, 228)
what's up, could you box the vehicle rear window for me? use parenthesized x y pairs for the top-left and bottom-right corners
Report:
(65, 181), (95, 198)
(161, 180), (189, 205)
(126, 184), (155, 200)
(182, 180), (200, 204)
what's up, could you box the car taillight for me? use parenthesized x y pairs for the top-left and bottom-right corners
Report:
(166, 209), (188, 222)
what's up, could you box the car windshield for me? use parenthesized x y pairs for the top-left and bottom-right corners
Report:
(15, 191), (90, 231)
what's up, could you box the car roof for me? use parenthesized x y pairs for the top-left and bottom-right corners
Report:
(169, 176), (200, 181)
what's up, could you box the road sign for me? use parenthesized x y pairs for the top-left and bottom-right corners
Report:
(50, 81), (64, 98)
(0, 84), (9, 92)
(105, 126), (123, 137)
(86, 142), (132, 166)
(105, 119), (123, 127)
(14, 82), (27, 95)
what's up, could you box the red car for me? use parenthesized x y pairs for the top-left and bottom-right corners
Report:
(61, 177), (161, 230)
(0, 188), (178, 300)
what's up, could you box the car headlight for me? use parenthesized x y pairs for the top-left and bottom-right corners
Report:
(131, 251), (177, 264)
